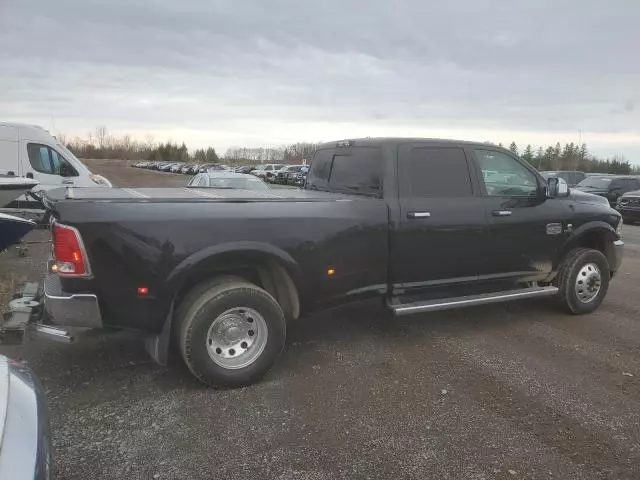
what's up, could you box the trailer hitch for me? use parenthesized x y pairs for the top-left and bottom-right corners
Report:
(0, 282), (73, 345)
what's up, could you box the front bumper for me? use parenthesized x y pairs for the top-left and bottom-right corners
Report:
(44, 274), (103, 328)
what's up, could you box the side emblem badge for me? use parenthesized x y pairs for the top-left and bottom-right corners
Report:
(546, 223), (563, 235)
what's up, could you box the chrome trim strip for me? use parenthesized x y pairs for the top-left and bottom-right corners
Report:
(389, 286), (559, 315)
(32, 324), (73, 343)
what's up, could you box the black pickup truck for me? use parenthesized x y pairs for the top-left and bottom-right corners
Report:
(36, 138), (623, 387)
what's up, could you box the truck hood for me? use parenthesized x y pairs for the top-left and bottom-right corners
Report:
(574, 186), (608, 195)
(570, 188), (611, 206)
(43, 186), (365, 203)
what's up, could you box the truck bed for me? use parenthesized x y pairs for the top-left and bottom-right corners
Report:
(43, 185), (390, 333)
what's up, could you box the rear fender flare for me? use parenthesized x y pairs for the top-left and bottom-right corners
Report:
(148, 242), (302, 366)
(165, 241), (302, 294)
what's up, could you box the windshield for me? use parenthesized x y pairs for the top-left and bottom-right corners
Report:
(55, 142), (88, 172)
(208, 177), (269, 190)
(577, 177), (613, 188)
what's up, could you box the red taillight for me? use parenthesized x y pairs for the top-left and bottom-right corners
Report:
(52, 223), (89, 276)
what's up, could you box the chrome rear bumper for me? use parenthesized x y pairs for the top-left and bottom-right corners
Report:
(44, 274), (103, 328)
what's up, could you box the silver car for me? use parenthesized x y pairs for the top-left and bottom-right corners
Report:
(186, 172), (270, 190)
(0, 355), (52, 479)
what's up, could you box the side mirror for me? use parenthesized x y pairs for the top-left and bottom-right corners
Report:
(547, 177), (569, 198)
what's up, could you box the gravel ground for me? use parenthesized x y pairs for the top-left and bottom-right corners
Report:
(2, 159), (640, 480)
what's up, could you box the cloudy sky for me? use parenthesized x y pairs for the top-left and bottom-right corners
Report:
(1, 0), (639, 160)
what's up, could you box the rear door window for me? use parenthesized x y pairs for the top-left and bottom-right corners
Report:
(399, 146), (473, 197)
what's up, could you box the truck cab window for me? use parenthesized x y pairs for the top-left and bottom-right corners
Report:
(306, 149), (333, 190)
(307, 147), (381, 196)
(329, 148), (381, 196)
(403, 147), (472, 197)
(474, 149), (538, 197)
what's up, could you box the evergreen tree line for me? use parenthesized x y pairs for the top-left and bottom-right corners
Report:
(503, 141), (639, 175)
(61, 127), (638, 173)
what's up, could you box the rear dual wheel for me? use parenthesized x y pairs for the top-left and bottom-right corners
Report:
(176, 277), (286, 387)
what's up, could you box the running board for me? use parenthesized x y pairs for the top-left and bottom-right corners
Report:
(388, 286), (559, 316)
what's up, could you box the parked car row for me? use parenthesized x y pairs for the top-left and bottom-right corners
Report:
(132, 161), (309, 186)
(132, 161), (229, 175)
(252, 164), (308, 185)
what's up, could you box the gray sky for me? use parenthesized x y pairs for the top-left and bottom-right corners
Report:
(1, 0), (639, 160)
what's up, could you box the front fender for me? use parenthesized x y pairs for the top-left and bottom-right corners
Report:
(165, 241), (302, 294)
(566, 221), (617, 246)
(558, 220), (618, 268)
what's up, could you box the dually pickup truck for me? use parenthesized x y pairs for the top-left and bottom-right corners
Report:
(29, 138), (624, 387)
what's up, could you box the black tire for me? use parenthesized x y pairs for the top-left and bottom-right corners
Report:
(554, 248), (610, 314)
(176, 277), (286, 387)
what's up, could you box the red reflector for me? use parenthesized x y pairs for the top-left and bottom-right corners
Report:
(137, 286), (149, 296)
(52, 223), (88, 276)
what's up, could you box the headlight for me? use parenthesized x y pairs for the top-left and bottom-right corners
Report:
(616, 217), (623, 236)
(90, 174), (112, 187)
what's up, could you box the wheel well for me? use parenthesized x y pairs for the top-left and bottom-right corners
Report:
(570, 229), (616, 271)
(173, 255), (300, 322)
(576, 230), (607, 254)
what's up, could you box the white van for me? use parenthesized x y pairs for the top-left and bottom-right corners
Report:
(0, 122), (111, 206)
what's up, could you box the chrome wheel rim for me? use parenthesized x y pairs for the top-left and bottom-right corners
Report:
(575, 262), (602, 303)
(206, 307), (268, 369)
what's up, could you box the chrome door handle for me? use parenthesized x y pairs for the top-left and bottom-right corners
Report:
(492, 210), (512, 217)
(407, 211), (431, 219)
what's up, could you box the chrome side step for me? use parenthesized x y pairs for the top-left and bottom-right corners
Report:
(388, 286), (559, 316)
(31, 324), (74, 344)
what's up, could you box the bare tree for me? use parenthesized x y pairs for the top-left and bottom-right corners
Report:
(95, 126), (108, 150)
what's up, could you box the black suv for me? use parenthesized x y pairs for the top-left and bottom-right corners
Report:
(574, 175), (640, 206)
(616, 189), (640, 223)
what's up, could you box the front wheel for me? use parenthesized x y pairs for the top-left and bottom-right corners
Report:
(554, 248), (610, 314)
(177, 277), (286, 387)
